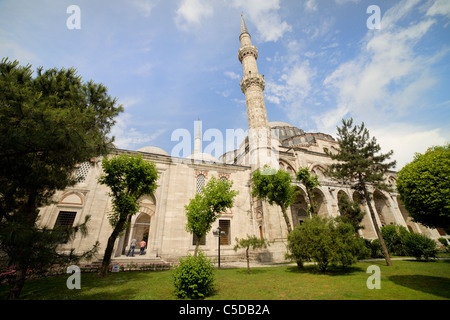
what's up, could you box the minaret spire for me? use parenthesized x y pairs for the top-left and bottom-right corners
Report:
(194, 119), (202, 154)
(240, 13), (249, 39)
(237, 15), (272, 169)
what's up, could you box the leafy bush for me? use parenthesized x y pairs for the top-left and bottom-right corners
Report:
(365, 239), (383, 258)
(438, 237), (450, 252)
(172, 251), (215, 299)
(381, 225), (409, 256)
(403, 233), (437, 261)
(287, 216), (368, 272)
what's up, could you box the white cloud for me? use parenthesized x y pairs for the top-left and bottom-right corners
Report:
(131, 0), (157, 17)
(305, 0), (318, 12)
(427, 0), (450, 19)
(266, 61), (315, 125)
(110, 113), (166, 150)
(224, 71), (240, 80)
(335, 0), (360, 5)
(319, 0), (440, 134)
(334, 0), (360, 4)
(371, 124), (447, 170)
(175, 0), (213, 30)
(231, 0), (291, 42)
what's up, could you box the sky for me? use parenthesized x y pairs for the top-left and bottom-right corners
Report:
(0, 0), (449, 170)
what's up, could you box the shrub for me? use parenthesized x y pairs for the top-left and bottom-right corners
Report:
(381, 225), (409, 256)
(287, 216), (368, 272)
(365, 239), (383, 258)
(403, 233), (437, 261)
(172, 251), (215, 299)
(332, 221), (369, 267)
(438, 237), (450, 252)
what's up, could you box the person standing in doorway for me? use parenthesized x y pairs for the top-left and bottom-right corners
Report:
(126, 238), (137, 257)
(139, 239), (146, 255)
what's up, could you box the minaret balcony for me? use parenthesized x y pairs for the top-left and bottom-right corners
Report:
(238, 45), (258, 63)
(240, 74), (265, 93)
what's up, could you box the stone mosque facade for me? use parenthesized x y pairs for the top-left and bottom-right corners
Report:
(37, 16), (442, 264)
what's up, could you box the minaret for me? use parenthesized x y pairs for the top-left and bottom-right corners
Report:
(238, 14), (272, 169)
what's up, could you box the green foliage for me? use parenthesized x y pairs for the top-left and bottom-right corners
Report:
(365, 239), (383, 258)
(251, 166), (297, 232)
(324, 118), (396, 266)
(397, 144), (450, 232)
(0, 59), (122, 298)
(172, 251), (215, 299)
(234, 235), (270, 274)
(296, 167), (320, 214)
(403, 233), (437, 261)
(185, 176), (238, 254)
(287, 216), (368, 272)
(99, 154), (158, 228)
(324, 118), (396, 193)
(0, 59), (122, 222)
(337, 193), (365, 232)
(98, 154), (158, 277)
(234, 235), (270, 252)
(380, 225), (409, 256)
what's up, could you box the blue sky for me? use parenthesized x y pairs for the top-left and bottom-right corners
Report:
(1, 0), (449, 169)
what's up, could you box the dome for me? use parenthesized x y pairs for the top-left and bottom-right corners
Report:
(136, 146), (170, 156)
(269, 121), (297, 128)
(186, 152), (222, 163)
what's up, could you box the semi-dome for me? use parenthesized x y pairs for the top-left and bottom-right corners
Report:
(136, 146), (170, 156)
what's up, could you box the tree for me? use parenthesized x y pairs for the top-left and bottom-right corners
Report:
(397, 145), (450, 233)
(185, 176), (238, 256)
(234, 235), (270, 274)
(325, 118), (396, 266)
(251, 166), (297, 233)
(0, 59), (122, 298)
(337, 192), (365, 232)
(97, 154), (158, 277)
(296, 167), (321, 215)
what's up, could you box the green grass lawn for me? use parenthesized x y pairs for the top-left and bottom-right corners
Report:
(1, 260), (449, 300)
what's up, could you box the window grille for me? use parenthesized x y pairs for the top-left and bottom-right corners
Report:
(54, 211), (77, 244)
(219, 220), (231, 245)
(196, 174), (205, 194)
(54, 211), (77, 228)
(75, 162), (90, 183)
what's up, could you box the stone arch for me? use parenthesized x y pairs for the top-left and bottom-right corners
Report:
(373, 190), (395, 226)
(312, 188), (328, 217)
(279, 159), (296, 177)
(59, 192), (84, 206)
(353, 191), (377, 239)
(290, 187), (309, 227)
(120, 194), (156, 256)
(310, 164), (327, 181)
(396, 196), (420, 233)
(336, 190), (350, 216)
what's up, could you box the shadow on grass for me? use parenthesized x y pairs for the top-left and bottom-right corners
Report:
(285, 264), (365, 276)
(388, 275), (450, 299)
(1, 270), (171, 300)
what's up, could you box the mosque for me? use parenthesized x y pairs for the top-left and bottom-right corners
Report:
(37, 16), (442, 264)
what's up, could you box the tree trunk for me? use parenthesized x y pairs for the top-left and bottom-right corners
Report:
(280, 204), (292, 234)
(194, 237), (200, 257)
(8, 264), (27, 300)
(8, 194), (38, 299)
(306, 190), (315, 217)
(363, 188), (392, 266)
(99, 218), (127, 277)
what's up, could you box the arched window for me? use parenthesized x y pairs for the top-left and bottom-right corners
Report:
(196, 174), (206, 194)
